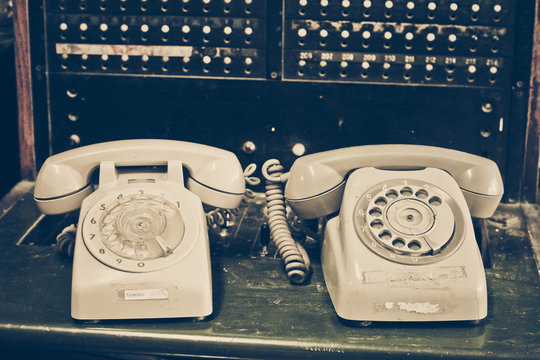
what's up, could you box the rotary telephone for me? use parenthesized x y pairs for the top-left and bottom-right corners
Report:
(284, 145), (504, 322)
(34, 139), (245, 320)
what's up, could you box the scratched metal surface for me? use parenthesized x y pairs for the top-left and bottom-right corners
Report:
(0, 186), (538, 359)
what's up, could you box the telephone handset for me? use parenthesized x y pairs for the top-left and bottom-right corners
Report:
(34, 139), (245, 320)
(35, 139), (245, 214)
(285, 145), (503, 322)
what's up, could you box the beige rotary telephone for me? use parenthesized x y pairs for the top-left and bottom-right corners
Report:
(285, 145), (503, 322)
(34, 140), (245, 320)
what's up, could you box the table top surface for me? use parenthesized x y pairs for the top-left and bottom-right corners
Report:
(0, 184), (538, 360)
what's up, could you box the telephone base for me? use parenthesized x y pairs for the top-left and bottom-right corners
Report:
(71, 263), (213, 320)
(71, 162), (213, 320)
(321, 168), (488, 322)
(71, 224), (213, 320)
(323, 216), (487, 322)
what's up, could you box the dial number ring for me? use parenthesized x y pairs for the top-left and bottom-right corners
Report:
(81, 187), (199, 272)
(353, 179), (466, 265)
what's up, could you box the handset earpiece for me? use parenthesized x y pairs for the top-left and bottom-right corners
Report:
(185, 158), (245, 210)
(34, 162), (96, 215)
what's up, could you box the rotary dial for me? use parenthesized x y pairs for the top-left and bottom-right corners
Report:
(81, 188), (196, 272)
(353, 179), (466, 265)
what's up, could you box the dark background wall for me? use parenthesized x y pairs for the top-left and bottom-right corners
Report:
(0, 1), (20, 198)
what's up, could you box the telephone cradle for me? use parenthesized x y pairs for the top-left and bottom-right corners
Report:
(285, 145), (504, 322)
(33, 140), (245, 320)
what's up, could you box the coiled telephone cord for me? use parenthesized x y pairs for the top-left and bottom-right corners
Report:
(56, 224), (77, 257)
(262, 159), (311, 284)
(206, 207), (239, 229)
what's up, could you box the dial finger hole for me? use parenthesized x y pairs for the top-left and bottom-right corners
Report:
(122, 240), (134, 251)
(370, 219), (384, 230)
(429, 196), (442, 206)
(386, 189), (398, 199)
(407, 240), (422, 251)
(369, 207), (382, 217)
(415, 189), (429, 199)
(102, 224), (115, 233)
(375, 197), (388, 207)
(379, 230), (392, 241)
(135, 242), (150, 257)
(102, 214), (115, 224)
(400, 186), (413, 196)
(392, 238), (405, 248)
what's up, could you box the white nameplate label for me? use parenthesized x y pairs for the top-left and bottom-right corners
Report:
(124, 288), (169, 301)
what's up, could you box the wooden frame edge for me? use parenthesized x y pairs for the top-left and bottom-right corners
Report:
(523, 0), (540, 203)
(13, 0), (36, 180)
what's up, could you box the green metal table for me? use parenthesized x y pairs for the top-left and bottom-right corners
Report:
(0, 183), (538, 359)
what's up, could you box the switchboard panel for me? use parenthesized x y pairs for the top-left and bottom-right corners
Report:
(27, 0), (535, 200)
(49, 0), (267, 78)
(283, 0), (513, 87)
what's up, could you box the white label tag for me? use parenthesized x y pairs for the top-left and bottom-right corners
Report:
(124, 288), (169, 301)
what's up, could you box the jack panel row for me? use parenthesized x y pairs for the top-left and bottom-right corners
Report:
(285, 21), (510, 56)
(53, 46), (265, 78)
(50, 0), (266, 17)
(285, 0), (512, 26)
(51, 15), (265, 47)
(283, 50), (504, 86)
